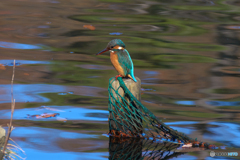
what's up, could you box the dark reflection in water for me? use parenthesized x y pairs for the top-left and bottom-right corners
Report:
(109, 137), (196, 160)
(175, 101), (196, 106)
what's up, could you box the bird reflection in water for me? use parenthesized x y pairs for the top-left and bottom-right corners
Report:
(109, 137), (185, 160)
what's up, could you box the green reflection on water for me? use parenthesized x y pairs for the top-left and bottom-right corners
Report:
(171, 0), (237, 11)
(86, 9), (113, 13)
(98, 0), (128, 2)
(25, 93), (108, 108)
(142, 93), (173, 104)
(51, 61), (114, 87)
(152, 54), (216, 63)
(69, 15), (208, 36)
(212, 88), (239, 94)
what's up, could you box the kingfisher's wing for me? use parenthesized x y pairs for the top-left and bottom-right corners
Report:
(117, 49), (137, 82)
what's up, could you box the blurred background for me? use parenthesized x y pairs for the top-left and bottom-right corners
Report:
(0, 0), (239, 159)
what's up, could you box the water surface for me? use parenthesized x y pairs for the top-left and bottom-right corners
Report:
(0, 0), (240, 159)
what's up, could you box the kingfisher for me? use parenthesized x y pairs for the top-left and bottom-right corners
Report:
(96, 39), (137, 82)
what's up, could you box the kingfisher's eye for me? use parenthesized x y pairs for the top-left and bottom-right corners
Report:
(111, 46), (114, 49)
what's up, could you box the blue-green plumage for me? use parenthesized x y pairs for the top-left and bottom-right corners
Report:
(96, 39), (137, 82)
(116, 49), (137, 82)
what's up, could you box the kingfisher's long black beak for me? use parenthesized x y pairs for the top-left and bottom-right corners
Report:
(96, 48), (109, 55)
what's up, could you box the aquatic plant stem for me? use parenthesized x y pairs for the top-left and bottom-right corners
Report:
(2, 59), (16, 155)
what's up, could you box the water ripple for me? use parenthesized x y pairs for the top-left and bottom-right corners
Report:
(206, 101), (240, 107)
(10, 127), (107, 160)
(0, 59), (50, 66)
(0, 106), (108, 121)
(0, 84), (105, 103)
(0, 41), (42, 49)
(175, 101), (196, 106)
(204, 122), (240, 147)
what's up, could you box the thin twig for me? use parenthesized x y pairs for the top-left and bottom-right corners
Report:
(2, 59), (16, 154)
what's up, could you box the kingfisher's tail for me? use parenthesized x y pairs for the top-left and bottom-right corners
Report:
(128, 74), (137, 82)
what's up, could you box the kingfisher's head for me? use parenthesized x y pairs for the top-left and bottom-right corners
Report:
(96, 39), (125, 55)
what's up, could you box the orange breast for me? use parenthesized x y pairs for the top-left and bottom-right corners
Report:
(110, 51), (125, 76)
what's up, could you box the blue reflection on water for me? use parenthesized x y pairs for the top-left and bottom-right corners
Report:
(60, 132), (98, 139)
(12, 127), (98, 146)
(165, 121), (198, 125)
(0, 84), (104, 103)
(175, 101), (196, 105)
(58, 92), (68, 95)
(0, 84), (65, 103)
(0, 41), (41, 49)
(165, 121), (197, 135)
(10, 127), (107, 160)
(142, 71), (159, 85)
(109, 32), (122, 35)
(38, 25), (50, 28)
(0, 60), (50, 66)
(170, 155), (197, 160)
(204, 122), (240, 147)
(227, 26), (240, 29)
(144, 71), (158, 76)
(0, 106), (108, 121)
(143, 100), (154, 104)
(22, 149), (108, 160)
(168, 126), (193, 135)
(206, 101), (240, 106)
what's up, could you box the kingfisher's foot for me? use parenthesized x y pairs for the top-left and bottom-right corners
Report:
(115, 74), (123, 80)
